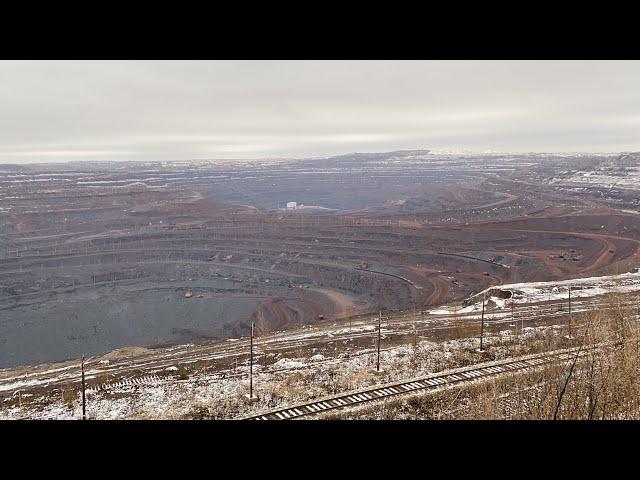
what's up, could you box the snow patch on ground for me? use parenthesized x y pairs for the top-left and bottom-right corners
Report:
(429, 270), (640, 316)
(0, 324), (555, 420)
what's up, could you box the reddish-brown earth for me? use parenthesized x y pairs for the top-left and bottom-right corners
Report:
(1, 151), (640, 366)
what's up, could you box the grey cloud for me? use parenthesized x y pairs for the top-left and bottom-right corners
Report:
(0, 60), (639, 163)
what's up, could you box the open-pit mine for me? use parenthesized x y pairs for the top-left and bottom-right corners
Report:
(1, 149), (640, 369)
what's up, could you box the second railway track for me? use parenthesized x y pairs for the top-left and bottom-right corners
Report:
(243, 345), (596, 420)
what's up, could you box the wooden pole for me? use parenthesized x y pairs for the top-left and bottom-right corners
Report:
(376, 311), (381, 372)
(480, 295), (485, 351)
(249, 322), (254, 399)
(81, 354), (86, 420)
(568, 286), (572, 337)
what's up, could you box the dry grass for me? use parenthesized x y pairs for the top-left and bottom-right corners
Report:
(326, 293), (640, 420)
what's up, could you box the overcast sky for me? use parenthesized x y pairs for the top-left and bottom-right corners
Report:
(1, 60), (639, 163)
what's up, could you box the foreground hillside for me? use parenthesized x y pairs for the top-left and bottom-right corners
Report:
(2, 272), (639, 419)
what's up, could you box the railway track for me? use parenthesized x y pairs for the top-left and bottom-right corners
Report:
(242, 345), (595, 420)
(0, 295), (631, 396)
(88, 374), (164, 393)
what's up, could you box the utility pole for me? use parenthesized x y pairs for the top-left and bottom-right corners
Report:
(568, 286), (572, 337)
(249, 322), (254, 399)
(479, 295), (485, 351)
(376, 311), (382, 372)
(81, 354), (86, 420)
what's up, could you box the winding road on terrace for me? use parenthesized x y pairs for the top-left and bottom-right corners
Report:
(507, 228), (640, 272)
